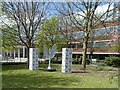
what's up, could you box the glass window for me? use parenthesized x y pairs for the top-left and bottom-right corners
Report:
(94, 26), (120, 37)
(118, 26), (120, 32)
(94, 42), (100, 48)
(76, 43), (83, 48)
(95, 29), (107, 37)
(74, 32), (83, 39)
(93, 41), (111, 48)
(87, 42), (93, 48)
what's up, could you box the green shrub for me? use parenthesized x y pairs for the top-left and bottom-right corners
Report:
(97, 63), (106, 66)
(96, 60), (106, 66)
(96, 66), (105, 71)
(105, 56), (120, 67)
(96, 60), (104, 63)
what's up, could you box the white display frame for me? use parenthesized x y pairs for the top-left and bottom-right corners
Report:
(29, 48), (38, 70)
(62, 48), (72, 73)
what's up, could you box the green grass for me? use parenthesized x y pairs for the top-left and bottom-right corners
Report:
(2, 63), (119, 88)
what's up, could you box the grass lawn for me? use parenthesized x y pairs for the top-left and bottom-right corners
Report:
(2, 63), (119, 88)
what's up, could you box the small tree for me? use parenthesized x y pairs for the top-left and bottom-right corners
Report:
(36, 17), (59, 52)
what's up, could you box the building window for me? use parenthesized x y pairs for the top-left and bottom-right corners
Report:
(93, 41), (110, 48)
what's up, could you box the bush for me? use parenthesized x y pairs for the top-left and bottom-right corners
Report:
(96, 66), (105, 71)
(105, 56), (120, 67)
(72, 58), (79, 64)
(96, 60), (106, 66)
(52, 58), (62, 64)
(96, 60), (104, 63)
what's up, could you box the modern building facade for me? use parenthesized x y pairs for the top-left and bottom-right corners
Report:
(2, 24), (120, 62)
(55, 22), (120, 60)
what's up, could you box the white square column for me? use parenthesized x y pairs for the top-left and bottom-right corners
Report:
(6, 51), (8, 57)
(14, 50), (15, 59)
(62, 48), (72, 73)
(23, 47), (25, 58)
(29, 48), (38, 70)
(18, 48), (20, 59)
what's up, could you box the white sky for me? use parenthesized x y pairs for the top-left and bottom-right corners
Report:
(74, 3), (115, 21)
(0, 2), (116, 27)
(95, 3), (114, 14)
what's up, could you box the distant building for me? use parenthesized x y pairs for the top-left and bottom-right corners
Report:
(56, 3), (120, 60)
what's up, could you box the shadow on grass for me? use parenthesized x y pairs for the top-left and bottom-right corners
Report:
(2, 71), (79, 88)
(2, 64), (119, 89)
(2, 63), (60, 71)
(2, 64), (28, 71)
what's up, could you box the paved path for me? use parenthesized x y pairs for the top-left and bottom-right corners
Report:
(1, 58), (46, 63)
(2, 58), (27, 63)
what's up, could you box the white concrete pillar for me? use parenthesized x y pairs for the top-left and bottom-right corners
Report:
(23, 47), (25, 58)
(76, 44), (77, 48)
(62, 48), (72, 73)
(87, 54), (89, 59)
(14, 49), (15, 58)
(6, 51), (8, 56)
(29, 48), (38, 70)
(18, 48), (20, 59)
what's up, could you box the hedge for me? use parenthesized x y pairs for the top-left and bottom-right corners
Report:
(104, 56), (120, 67)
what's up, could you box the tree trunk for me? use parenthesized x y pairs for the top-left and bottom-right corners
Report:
(90, 40), (94, 63)
(89, 28), (95, 63)
(82, 39), (88, 70)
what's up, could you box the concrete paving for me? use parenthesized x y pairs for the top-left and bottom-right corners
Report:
(1, 58), (47, 63)
(2, 58), (27, 63)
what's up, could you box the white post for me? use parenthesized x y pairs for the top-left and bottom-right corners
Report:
(14, 49), (15, 59)
(29, 48), (33, 70)
(6, 51), (9, 62)
(76, 43), (77, 48)
(18, 48), (20, 59)
(23, 47), (25, 58)
(6, 51), (8, 56)
(47, 53), (51, 69)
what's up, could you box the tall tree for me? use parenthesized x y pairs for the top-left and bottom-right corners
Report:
(54, 1), (116, 69)
(1, 2), (49, 68)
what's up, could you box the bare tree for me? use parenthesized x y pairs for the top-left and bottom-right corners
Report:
(89, 2), (119, 62)
(1, 2), (50, 68)
(54, 1), (116, 69)
(58, 15), (81, 48)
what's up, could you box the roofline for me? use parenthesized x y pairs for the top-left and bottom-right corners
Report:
(56, 52), (120, 55)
